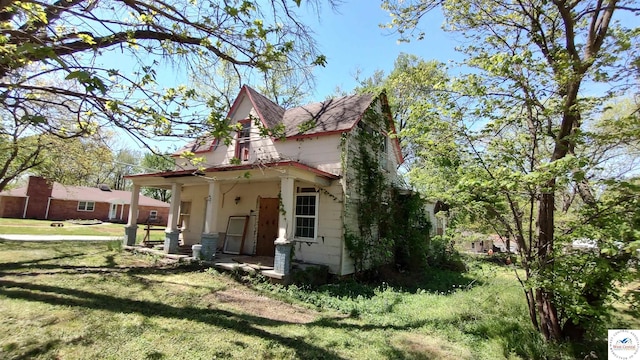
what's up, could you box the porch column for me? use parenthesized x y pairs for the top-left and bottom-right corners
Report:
(164, 182), (182, 254)
(124, 184), (140, 246)
(274, 176), (295, 276)
(200, 180), (220, 261)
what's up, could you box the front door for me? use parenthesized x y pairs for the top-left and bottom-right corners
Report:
(256, 197), (279, 256)
(109, 203), (117, 220)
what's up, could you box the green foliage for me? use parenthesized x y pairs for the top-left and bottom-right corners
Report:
(343, 95), (432, 273)
(0, 0), (330, 191)
(140, 153), (174, 201)
(382, 0), (639, 342)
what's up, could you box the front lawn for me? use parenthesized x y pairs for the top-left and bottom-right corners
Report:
(0, 241), (634, 359)
(0, 218), (165, 241)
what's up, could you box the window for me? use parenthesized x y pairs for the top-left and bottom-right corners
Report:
(78, 201), (95, 211)
(295, 193), (318, 240)
(235, 120), (251, 162)
(149, 210), (158, 221)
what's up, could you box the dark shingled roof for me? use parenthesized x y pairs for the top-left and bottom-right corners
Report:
(281, 93), (373, 137)
(244, 86), (285, 130)
(174, 85), (378, 154)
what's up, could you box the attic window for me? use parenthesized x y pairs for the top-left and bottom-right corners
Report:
(235, 120), (251, 162)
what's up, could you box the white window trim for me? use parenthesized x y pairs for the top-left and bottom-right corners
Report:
(235, 120), (251, 162)
(149, 210), (158, 220)
(294, 193), (319, 242)
(78, 201), (95, 212)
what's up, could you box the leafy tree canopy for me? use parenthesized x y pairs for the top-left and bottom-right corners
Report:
(0, 0), (335, 191)
(381, 0), (639, 343)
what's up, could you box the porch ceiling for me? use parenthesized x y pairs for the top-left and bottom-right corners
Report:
(126, 161), (339, 189)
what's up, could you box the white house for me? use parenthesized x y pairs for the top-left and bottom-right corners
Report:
(124, 85), (404, 277)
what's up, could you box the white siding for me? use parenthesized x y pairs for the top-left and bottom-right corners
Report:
(291, 181), (344, 274)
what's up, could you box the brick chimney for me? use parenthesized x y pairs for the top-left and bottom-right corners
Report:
(25, 176), (53, 219)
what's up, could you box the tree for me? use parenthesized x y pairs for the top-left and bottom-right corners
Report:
(140, 152), (173, 202)
(355, 53), (449, 163)
(0, 0), (334, 192)
(33, 134), (114, 186)
(383, 0), (639, 342)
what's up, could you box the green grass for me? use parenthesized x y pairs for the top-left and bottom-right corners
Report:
(0, 241), (635, 359)
(0, 218), (165, 241)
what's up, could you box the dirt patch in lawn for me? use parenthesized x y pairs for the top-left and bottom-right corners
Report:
(206, 287), (320, 324)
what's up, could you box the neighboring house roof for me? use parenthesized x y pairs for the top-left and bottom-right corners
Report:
(0, 183), (169, 207)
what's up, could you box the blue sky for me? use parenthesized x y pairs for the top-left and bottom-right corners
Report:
(117, 2), (463, 151)
(302, 2), (461, 99)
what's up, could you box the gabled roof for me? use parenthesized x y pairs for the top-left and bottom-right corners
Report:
(174, 85), (404, 164)
(282, 93), (374, 138)
(0, 183), (169, 207)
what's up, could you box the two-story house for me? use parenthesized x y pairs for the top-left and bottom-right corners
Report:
(124, 85), (404, 277)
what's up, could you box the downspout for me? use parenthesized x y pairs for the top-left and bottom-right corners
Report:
(22, 196), (29, 219)
(45, 197), (52, 219)
(120, 203), (124, 220)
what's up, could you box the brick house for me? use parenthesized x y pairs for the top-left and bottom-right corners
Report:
(0, 176), (169, 225)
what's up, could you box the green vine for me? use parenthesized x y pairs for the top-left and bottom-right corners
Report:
(344, 94), (431, 273)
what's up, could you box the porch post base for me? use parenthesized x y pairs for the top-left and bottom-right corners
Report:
(274, 240), (293, 276)
(124, 225), (138, 246)
(164, 231), (180, 254)
(200, 233), (219, 261)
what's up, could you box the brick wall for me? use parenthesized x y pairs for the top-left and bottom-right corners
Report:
(24, 177), (53, 219)
(0, 196), (27, 218)
(45, 200), (168, 225)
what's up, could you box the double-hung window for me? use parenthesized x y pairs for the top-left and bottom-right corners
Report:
(295, 191), (319, 240)
(78, 201), (95, 211)
(235, 120), (251, 162)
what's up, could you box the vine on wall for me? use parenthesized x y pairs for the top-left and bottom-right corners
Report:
(344, 95), (431, 274)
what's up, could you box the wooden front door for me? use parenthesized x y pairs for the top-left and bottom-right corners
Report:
(256, 197), (279, 256)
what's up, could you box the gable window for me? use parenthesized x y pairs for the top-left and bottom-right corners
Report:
(295, 191), (319, 240)
(235, 120), (251, 162)
(78, 201), (95, 212)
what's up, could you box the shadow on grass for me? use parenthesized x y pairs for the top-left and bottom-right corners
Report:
(302, 268), (478, 301)
(0, 252), (87, 271)
(0, 279), (346, 360)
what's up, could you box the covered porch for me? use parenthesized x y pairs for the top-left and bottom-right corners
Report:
(123, 161), (339, 278)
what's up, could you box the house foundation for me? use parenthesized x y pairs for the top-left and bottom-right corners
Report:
(200, 233), (218, 261)
(164, 230), (180, 254)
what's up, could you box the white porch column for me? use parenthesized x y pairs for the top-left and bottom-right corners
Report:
(274, 176), (295, 277)
(199, 180), (220, 261)
(276, 176), (295, 243)
(203, 180), (220, 234)
(164, 182), (182, 254)
(124, 184), (141, 246)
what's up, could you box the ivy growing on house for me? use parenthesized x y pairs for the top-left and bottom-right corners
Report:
(344, 94), (431, 274)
